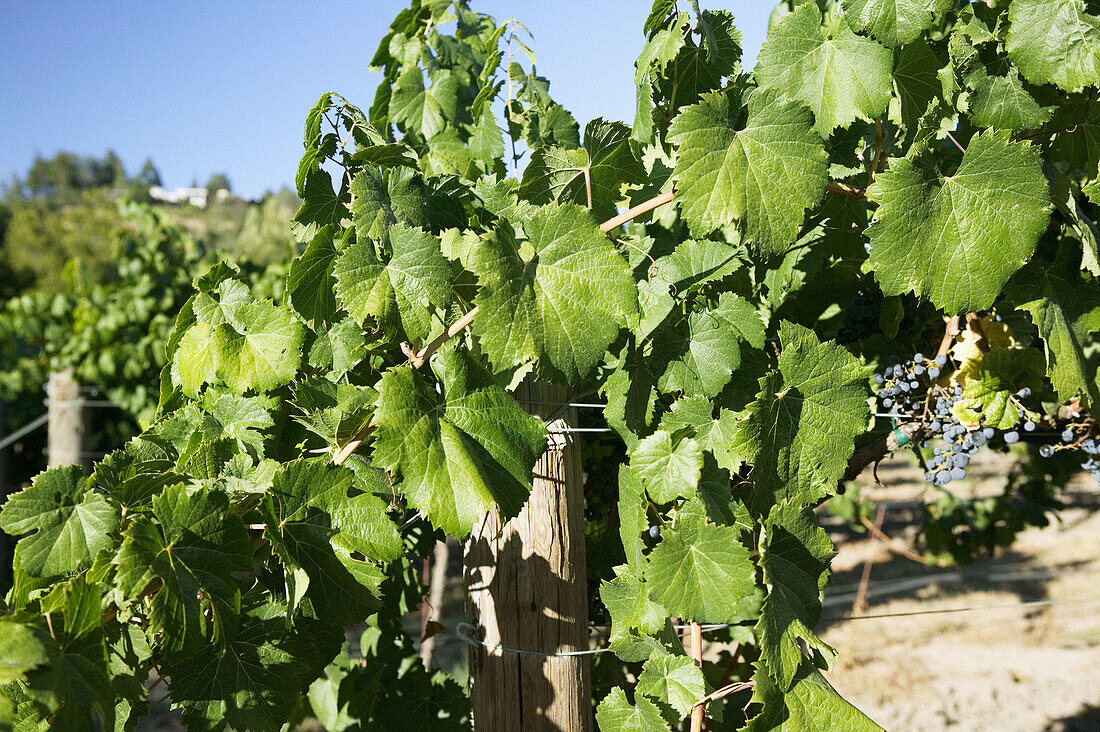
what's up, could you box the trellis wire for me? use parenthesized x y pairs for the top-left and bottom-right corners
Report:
(453, 595), (1100, 659)
(0, 412), (50, 451)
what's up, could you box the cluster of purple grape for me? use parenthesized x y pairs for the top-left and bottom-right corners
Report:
(872, 353), (1100, 488)
(1081, 438), (1100, 483)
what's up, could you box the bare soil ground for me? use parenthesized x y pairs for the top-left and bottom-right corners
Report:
(817, 451), (1100, 732)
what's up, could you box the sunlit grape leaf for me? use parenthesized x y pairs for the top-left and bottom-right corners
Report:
(630, 429), (702, 504)
(646, 522), (758, 624)
(389, 68), (458, 139)
(866, 129), (1050, 313)
(520, 118), (646, 221)
(334, 222), (451, 341)
(373, 349), (547, 537)
(309, 318), (371, 375)
(650, 292), (765, 397)
(636, 238), (747, 339)
(636, 651), (706, 723)
(1007, 0), (1100, 93)
(733, 322), (871, 514)
(471, 202), (638, 382)
(595, 687), (667, 732)
(669, 87), (827, 254)
(601, 563), (668, 661)
(617, 465), (649, 572)
(0, 466), (118, 578)
(755, 501), (837, 690)
(115, 485), (251, 651)
(744, 663), (883, 731)
(756, 3), (894, 132)
(1004, 249), (1100, 408)
(211, 301), (305, 394)
(965, 63), (1050, 132)
(841, 0), (952, 47)
(287, 225), (340, 328)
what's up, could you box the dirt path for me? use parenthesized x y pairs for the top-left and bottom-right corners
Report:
(818, 462), (1100, 731)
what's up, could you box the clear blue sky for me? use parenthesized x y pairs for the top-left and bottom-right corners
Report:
(0, 2), (773, 199)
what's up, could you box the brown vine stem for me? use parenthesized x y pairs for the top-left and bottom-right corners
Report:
(826, 180), (867, 200)
(694, 680), (755, 709)
(332, 423), (376, 466)
(598, 189), (675, 232)
(406, 306), (480, 370)
(936, 315), (962, 357)
(689, 621), (705, 732)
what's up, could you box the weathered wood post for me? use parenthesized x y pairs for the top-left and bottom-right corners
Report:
(464, 379), (592, 731)
(47, 369), (88, 472)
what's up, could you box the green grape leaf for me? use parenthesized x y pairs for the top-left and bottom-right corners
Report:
(164, 605), (343, 732)
(1007, 0), (1100, 93)
(841, 0), (952, 47)
(389, 68), (458, 138)
(309, 318), (371, 375)
(334, 222), (451, 342)
(755, 3), (894, 132)
(1048, 100), (1100, 210)
(669, 87), (827, 254)
(595, 687), (668, 732)
(211, 301), (305, 394)
(734, 322), (871, 514)
(0, 466), (119, 578)
(631, 429), (703, 504)
(636, 651), (707, 724)
(646, 522), (759, 624)
(287, 225), (341, 328)
(115, 485), (252, 651)
(1004, 250), (1100, 408)
(633, 15), (688, 145)
(294, 169), (349, 240)
(0, 619), (50, 684)
(617, 465), (649, 572)
(866, 129), (1050, 313)
(421, 128), (475, 179)
(651, 292), (765, 397)
(174, 291), (304, 397)
(651, 11), (742, 124)
(471, 202), (638, 382)
(636, 238), (747, 339)
(892, 41), (944, 132)
(471, 103), (504, 157)
(520, 118), (646, 221)
(263, 460), (397, 625)
(755, 501), (837, 690)
(373, 349), (547, 537)
(744, 663), (883, 731)
(964, 63), (1050, 132)
(601, 563), (668, 661)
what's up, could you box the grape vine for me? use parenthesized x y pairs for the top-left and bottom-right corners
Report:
(3, 0), (1100, 730)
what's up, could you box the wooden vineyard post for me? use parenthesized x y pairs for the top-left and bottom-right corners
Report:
(47, 369), (88, 472)
(464, 379), (593, 732)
